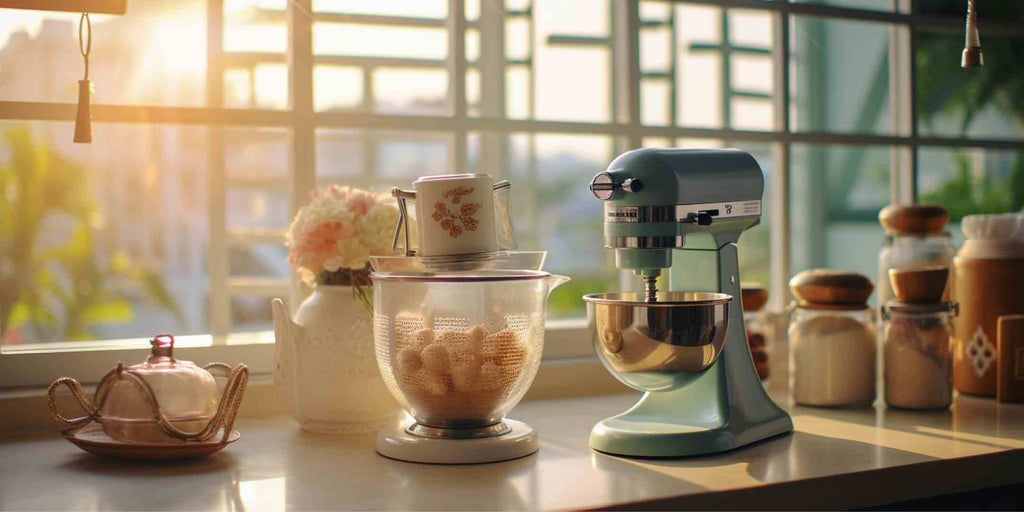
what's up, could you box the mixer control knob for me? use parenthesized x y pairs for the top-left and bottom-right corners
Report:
(621, 178), (643, 193)
(590, 173), (643, 200)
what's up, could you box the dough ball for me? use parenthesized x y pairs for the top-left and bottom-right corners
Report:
(414, 328), (435, 349)
(449, 341), (479, 363)
(451, 360), (481, 393)
(490, 330), (526, 367)
(501, 361), (524, 383)
(479, 361), (502, 390)
(482, 330), (517, 362)
(421, 343), (451, 374)
(397, 347), (423, 373)
(483, 316), (509, 335)
(418, 370), (450, 397)
(468, 325), (487, 349)
(437, 330), (467, 347)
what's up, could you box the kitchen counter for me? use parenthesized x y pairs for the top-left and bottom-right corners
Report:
(2, 390), (1022, 511)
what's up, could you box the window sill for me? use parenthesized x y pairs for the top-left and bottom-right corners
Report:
(0, 320), (593, 389)
(0, 355), (627, 434)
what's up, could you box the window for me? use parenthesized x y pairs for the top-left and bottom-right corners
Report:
(2, 0), (1023, 386)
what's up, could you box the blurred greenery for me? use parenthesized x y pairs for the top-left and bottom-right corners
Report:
(921, 152), (1021, 220)
(547, 276), (612, 319)
(916, 1), (1024, 220)
(917, 2), (1024, 136)
(0, 127), (183, 343)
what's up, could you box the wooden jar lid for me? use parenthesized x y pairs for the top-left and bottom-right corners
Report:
(741, 283), (769, 312)
(888, 266), (949, 304)
(879, 204), (950, 235)
(790, 269), (874, 310)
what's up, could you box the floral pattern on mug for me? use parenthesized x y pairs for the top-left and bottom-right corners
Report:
(442, 186), (475, 204)
(431, 186), (483, 238)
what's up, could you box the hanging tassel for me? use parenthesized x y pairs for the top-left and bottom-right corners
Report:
(961, 0), (983, 68)
(74, 11), (93, 143)
(74, 79), (92, 143)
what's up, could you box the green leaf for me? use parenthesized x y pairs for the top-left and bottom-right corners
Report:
(63, 224), (94, 263)
(6, 300), (31, 329)
(79, 299), (133, 325)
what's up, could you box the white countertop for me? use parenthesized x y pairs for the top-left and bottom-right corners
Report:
(2, 390), (1023, 511)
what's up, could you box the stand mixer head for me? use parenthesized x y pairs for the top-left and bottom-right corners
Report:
(584, 148), (792, 457)
(590, 148), (765, 299)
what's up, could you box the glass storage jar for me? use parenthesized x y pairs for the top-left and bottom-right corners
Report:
(882, 301), (956, 409)
(789, 270), (877, 407)
(877, 205), (955, 308)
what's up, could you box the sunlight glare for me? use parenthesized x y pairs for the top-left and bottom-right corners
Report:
(149, 21), (207, 75)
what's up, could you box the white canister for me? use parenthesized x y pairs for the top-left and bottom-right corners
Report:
(413, 174), (497, 257)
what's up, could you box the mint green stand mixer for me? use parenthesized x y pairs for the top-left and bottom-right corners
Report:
(583, 148), (793, 457)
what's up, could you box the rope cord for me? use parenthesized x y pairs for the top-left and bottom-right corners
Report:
(78, 11), (91, 81)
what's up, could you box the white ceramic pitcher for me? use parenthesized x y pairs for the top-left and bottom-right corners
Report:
(272, 285), (398, 433)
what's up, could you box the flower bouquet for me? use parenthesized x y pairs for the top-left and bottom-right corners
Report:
(286, 185), (402, 312)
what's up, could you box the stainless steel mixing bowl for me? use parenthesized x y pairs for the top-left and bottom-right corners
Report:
(583, 291), (732, 392)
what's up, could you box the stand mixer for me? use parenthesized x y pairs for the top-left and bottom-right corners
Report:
(584, 148), (792, 457)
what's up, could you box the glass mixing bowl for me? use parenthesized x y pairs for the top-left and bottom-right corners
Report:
(371, 270), (568, 437)
(584, 291), (732, 392)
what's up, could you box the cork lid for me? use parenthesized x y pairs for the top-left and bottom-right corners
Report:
(879, 204), (950, 235)
(741, 283), (769, 312)
(790, 269), (874, 310)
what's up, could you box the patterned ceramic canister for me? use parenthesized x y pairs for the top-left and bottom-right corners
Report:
(952, 213), (1024, 397)
(413, 174), (497, 257)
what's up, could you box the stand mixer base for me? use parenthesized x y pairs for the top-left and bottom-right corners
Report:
(590, 413), (792, 458)
(377, 418), (538, 464)
(589, 361), (792, 457)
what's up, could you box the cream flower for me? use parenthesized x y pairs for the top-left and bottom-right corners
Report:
(286, 186), (400, 283)
(357, 203), (401, 255)
(324, 238), (372, 271)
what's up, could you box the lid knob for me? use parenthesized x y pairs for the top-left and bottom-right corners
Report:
(888, 266), (949, 304)
(150, 334), (175, 360)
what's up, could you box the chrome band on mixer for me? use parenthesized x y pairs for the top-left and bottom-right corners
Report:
(605, 236), (685, 249)
(604, 200), (762, 223)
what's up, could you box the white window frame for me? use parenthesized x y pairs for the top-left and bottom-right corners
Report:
(2, 0), (1023, 388)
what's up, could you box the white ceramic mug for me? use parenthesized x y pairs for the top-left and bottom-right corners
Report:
(413, 174), (497, 257)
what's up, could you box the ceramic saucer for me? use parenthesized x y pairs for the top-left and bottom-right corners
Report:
(62, 423), (240, 460)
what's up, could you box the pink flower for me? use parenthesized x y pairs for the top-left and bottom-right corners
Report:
(289, 219), (356, 272)
(347, 189), (377, 216)
(329, 185), (350, 201)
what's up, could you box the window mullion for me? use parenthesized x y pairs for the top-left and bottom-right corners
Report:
(449, 0), (468, 173)
(613, 0), (641, 150)
(889, 0), (915, 204)
(478, 0), (506, 176)
(207, 0), (230, 343)
(769, 9), (791, 311)
(289, 0), (316, 304)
